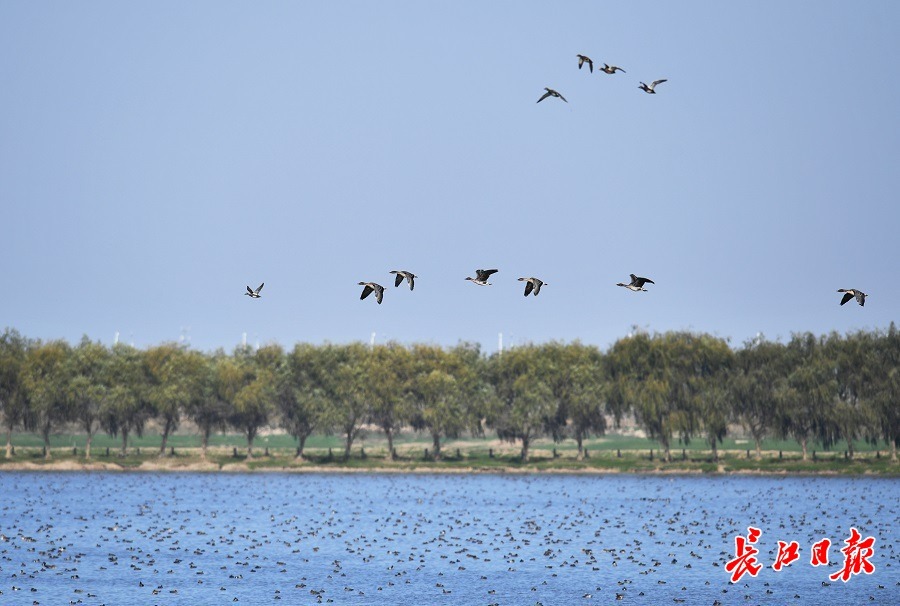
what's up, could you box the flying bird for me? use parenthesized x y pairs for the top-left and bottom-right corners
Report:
(537, 88), (568, 103)
(617, 274), (655, 292)
(390, 270), (417, 291)
(358, 282), (385, 304)
(837, 288), (866, 307)
(577, 55), (594, 72)
(638, 79), (667, 94)
(245, 283), (264, 298)
(518, 277), (546, 297)
(600, 63), (625, 74)
(466, 269), (499, 286)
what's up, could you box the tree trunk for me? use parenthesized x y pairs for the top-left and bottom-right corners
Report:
(42, 424), (52, 460)
(575, 434), (584, 461)
(344, 430), (353, 460)
(120, 429), (129, 457)
(200, 427), (210, 460)
(246, 429), (254, 459)
(85, 432), (93, 459)
(295, 435), (307, 460)
(891, 438), (897, 463)
(847, 438), (854, 460)
(159, 417), (174, 457)
(386, 428), (395, 461)
(521, 434), (530, 463)
(754, 436), (762, 460)
(5, 426), (12, 459)
(711, 440), (718, 462)
(800, 437), (808, 461)
(431, 432), (442, 461)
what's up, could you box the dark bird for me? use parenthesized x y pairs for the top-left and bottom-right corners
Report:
(245, 283), (264, 298)
(577, 55), (594, 72)
(390, 270), (417, 291)
(638, 79), (667, 94)
(466, 269), (499, 286)
(600, 63), (625, 74)
(837, 288), (866, 307)
(358, 282), (385, 304)
(537, 88), (568, 103)
(617, 274), (655, 292)
(518, 277), (546, 296)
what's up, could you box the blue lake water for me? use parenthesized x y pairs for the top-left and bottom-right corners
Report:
(0, 472), (897, 605)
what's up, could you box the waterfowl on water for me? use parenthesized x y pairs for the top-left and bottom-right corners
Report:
(638, 79), (667, 93)
(837, 288), (866, 307)
(537, 88), (568, 103)
(466, 269), (498, 286)
(617, 274), (655, 292)
(518, 277), (546, 296)
(600, 63), (625, 74)
(358, 282), (385, 304)
(245, 283), (264, 298)
(577, 55), (594, 72)
(390, 270), (417, 291)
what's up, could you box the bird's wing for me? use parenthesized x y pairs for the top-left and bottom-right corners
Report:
(840, 292), (853, 306)
(857, 293), (865, 306)
(407, 275), (415, 291)
(578, 56), (584, 69)
(524, 281), (534, 296)
(374, 285), (384, 304)
(256, 283), (264, 294)
(394, 273), (404, 287)
(629, 274), (639, 283)
(643, 278), (655, 285)
(533, 279), (543, 295)
(361, 285), (373, 300)
(558, 92), (568, 102)
(481, 269), (499, 278)
(537, 90), (552, 103)
(246, 286), (253, 294)
(652, 79), (667, 87)
(617, 67), (626, 73)
(587, 59), (593, 73)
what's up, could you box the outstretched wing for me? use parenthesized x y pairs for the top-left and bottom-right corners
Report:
(557, 91), (568, 103)
(361, 285), (374, 300)
(857, 293), (865, 307)
(642, 278), (655, 285)
(246, 286), (254, 294)
(537, 90), (552, 103)
(532, 279), (543, 295)
(407, 275), (415, 291)
(577, 56), (585, 69)
(477, 269), (499, 281)
(255, 283), (264, 294)
(840, 292), (853, 306)
(524, 280), (534, 296)
(374, 284), (384, 304)
(394, 273), (404, 287)
(652, 79), (667, 88)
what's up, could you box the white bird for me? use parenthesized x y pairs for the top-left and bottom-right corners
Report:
(245, 283), (264, 298)
(358, 282), (385, 304)
(466, 269), (499, 286)
(638, 79), (667, 94)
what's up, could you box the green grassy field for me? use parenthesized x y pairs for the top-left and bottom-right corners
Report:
(1, 430), (896, 474)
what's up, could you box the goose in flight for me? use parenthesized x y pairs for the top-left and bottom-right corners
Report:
(600, 63), (625, 74)
(466, 269), (499, 286)
(617, 274), (655, 292)
(245, 283), (264, 298)
(358, 282), (385, 304)
(537, 88), (568, 103)
(837, 288), (866, 307)
(390, 270), (417, 291)
(518, 277), (546, 297)
(577, 55), (594, 72)
(638, 79), (667, 94)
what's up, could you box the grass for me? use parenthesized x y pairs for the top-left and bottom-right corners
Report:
(1, 435), (896, 475)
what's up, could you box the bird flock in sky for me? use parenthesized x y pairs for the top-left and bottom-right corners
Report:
(245, 53), (867, 310)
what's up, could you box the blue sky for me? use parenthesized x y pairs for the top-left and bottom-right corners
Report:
(2, 1), (898, 353)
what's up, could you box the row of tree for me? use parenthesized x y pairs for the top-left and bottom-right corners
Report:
(1, 325), (897, 462)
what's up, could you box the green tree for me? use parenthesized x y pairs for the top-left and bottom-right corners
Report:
(730, 336), (782, 459)
(366, 343), (412, 460)
(280, 344), (326, 459)
(0, 328), (30, 458)
(144, 343), (194, 457)
(67, 337), (110, 459)
(22, 340), (72, 459)
(100, 344), (151, 456)
(227, 345), (279, 458)
(862, 324), (900, 462)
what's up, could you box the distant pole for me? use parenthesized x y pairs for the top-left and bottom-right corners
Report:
(114, 331), (119, 345)
(242, 332), (247, 347)
(498, 332), (503, 356)
(370, 332), (376, 348)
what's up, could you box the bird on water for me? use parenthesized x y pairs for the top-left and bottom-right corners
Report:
(537, 88), (568, 103)
(518, 277), (546, 297)
(466, 269), (499, 286)
(617, 274), (655, 292)
(358, 282), (385, 304)
(390, 270), (417, 291)
(837, 288), (866, 307)
(245, 283), (264, 298)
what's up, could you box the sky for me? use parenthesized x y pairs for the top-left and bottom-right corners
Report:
(2, 1), (898, 354)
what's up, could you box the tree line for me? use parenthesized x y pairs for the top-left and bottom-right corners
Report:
(0, 325), (897, 463)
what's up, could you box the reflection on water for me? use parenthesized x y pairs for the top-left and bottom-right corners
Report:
(0, 473), (897, 605)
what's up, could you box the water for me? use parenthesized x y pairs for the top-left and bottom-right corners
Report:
(0, 472), (896, 605)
